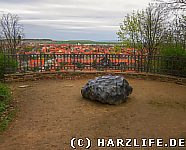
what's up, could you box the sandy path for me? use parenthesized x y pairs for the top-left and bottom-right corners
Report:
(0, 78), (186, 150)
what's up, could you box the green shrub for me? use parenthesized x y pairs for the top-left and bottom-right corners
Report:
(0, 83), (11, 115)
(76, 62), (85, 70)
(0, 110), (15, 132)
(160, 44), (186, 76)
(160, 44), (186, 57)
(0, 53), (18, 79)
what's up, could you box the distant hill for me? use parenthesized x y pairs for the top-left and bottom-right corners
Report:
(23, 39), (120, 45)
(23, 39), (53, 43)
(54, 40), (120, 45)
(23, 39), (53, 41)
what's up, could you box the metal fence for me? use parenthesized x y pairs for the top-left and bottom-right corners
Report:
(3, 53), (186, 77)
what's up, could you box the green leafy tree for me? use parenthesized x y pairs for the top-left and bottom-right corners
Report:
(118, 3), (168, 72)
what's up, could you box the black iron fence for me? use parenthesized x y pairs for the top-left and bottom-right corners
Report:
(3, 53), (186, 77)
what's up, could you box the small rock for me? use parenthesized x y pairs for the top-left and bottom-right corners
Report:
(64, 85), (74, 87)
(18, 85), (30, 88)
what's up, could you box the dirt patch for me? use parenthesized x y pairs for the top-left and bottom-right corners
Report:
(0, 78), (186, 150)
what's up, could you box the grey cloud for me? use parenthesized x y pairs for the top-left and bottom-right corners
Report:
(0, 0), (151, 40)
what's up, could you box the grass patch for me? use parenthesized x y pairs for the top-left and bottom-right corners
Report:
(0, 83), (15, 132)
(0, 109), (16, 132)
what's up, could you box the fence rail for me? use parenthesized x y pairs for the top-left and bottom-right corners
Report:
(3, 53), (186, 77)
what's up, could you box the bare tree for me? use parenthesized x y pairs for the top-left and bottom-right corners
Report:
(155, 0), (186, 9)
(0, 13), (23, 54)
(164, 14), (186, 49)
(143, 4), (168, 54)
(179, 15), (186, 49)
(0, 21), (3, 53)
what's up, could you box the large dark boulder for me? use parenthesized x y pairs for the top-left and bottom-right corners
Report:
(81, 75), (133, 104)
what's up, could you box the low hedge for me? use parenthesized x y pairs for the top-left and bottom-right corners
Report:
(0, 83), (13, 132)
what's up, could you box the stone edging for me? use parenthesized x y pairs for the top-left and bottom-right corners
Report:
(4, 71), (186, 85)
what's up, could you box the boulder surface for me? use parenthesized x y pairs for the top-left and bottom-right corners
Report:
(81, 75), (133, 104)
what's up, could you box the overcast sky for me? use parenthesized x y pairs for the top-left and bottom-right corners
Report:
(0, 0), (151, 41)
